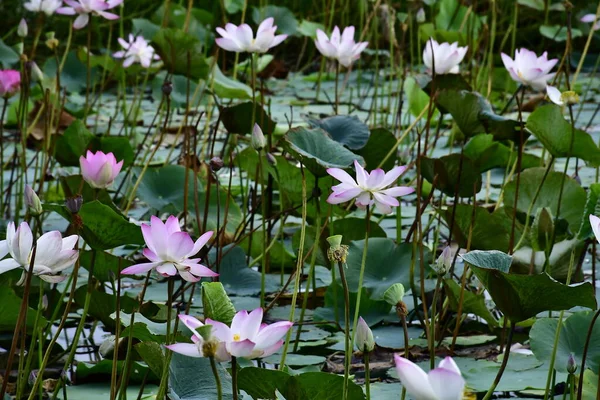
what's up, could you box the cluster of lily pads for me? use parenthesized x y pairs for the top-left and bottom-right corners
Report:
(1, 0), (600, 399)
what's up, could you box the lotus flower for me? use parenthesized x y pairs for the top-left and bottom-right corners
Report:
(423, 39), (468, 75)
(57, 0), (123, 30)
(501, 48), (557, 91)
(215, 17), (287, 53)
(165, 315), (230, 361)
(0, 222), (79, 283)
(326, 160), (414, 214)
(314, 26), (368, 68)
(0, 70), (21, 98)
(121, 216), (217, 282)
(581, 14), (600, 31)
(394, 355), (465, 400)
(113, 34), (160, 68)
(24, 0), (63, 16)
(79, 150), (123, 189)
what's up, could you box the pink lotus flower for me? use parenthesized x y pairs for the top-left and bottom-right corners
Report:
(169, 308), (292, 360)
(24, 0), (63, 16)
(165, 315), (230, 361)
(0, 222), (79, 283)
(394, 355), (465, 400)
(590, 215), (600, 244)
(423, 39), (468, 75)
(314, 26), (368, 68)
(581, 14), (600, 31)
(121, 216), (217, 282)
(0, 70), (21, 98)
(501, 48), (557, 91)
(113, 34), (160, 68)
(215, 17), (287, 53)
(326, 160), (414, 214)
(57, 0), (123, 30)
(79, 150), (123, 189)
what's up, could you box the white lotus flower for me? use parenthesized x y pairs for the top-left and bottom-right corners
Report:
(394, 355), (465, 400)
(423, 39), (468, 75)
(113, 34), (160, 68)
(24, 0), (63, 16)
(0, 222), (79, 283)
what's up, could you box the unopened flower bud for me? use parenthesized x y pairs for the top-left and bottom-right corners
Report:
(434, 246), (452, 275)
(251, 123), (267, 151)
(65, 195), (83, 214)
(265, 152), (277, 166)
(18, 19), (28, 38)
(355, 317), (375, 352)
(210, 156), (224, 172)
(416, 8), (426, 23)
(567, 353), (577, 374)
(25, 185), (43, 216)
(162, 81), (172, 96)
(45, 32), (59, 50)
(29, 62), (44, 83)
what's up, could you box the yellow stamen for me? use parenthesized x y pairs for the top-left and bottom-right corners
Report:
(233, 333), (241, 342)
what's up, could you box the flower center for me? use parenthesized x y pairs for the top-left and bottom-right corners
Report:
(233, 333), (241, 342)
(517, 70), (524, 80)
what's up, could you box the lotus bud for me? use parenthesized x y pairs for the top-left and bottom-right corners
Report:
(355, 317), (375, 352)
(434, 246), (453, 275)
(265, 152), (277, 166)
(210, 156), (224, 172)
(251, 123), (267, 151)
(18, 19), (28, 38)
(416, 8), (426, 23)
(29, 62), (44, 83)
(567, 353), (577, 374)
(25, 185), (43, 216)
(65, 195), (83, 214)
(162, 80), (172, 96)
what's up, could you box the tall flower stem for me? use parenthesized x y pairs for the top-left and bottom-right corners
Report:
(0, 247), (37, 399)
(335, 61), (340, 114)
(429, 275), (443, 370)
(156, 278), (175, 399)
(508, 86), (526, 254)
(337, 259), (351, 400)
(0, 97), (8, 215)
(482, 323), (516, 400)
(232, 356), (239, 400)
(351, 207), (370, 345)
(209, 356), (223, 400)
(363, 351), (371, 400)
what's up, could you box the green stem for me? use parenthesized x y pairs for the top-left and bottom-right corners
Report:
(482, 323), (515, 400)
(232, 356), (238, 400)
(335, 62), (340, 114)
(351, 207), (370, 345)
(338, 259), (351, 400)
(209, 357), (223, 400)
(429, 276), (442, 370)
(364, 351), (371, 400)
(156, 278), (175, 399)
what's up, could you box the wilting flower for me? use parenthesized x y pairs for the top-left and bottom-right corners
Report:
(501, 48), (557, 91)
(355, 317), (375, 352)
(314, 26), (368, 68)
(546, 85), (579, 107)
(581, 14), (600, 31)
(423, 39), (468, 75)
(0, 70), (21, 98)
(215, 17), (287, 53)
(394, 355), (465, 400)
(0, 222), (78, 283)
(57, 0), (123, 30)
(121, 216), (217, 282)
(168, 308), (293, 360)
(113, 34), (160, 68)
(24, 0), (63, 16)
(326, 160), (414, 214)
(79, 150), (123, 189)
(166, 315), (230, 361)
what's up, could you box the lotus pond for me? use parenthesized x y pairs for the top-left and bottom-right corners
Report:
(1, 0), (600, 399)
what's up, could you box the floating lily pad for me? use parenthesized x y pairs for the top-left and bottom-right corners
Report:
(305, 115), (370, 150)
